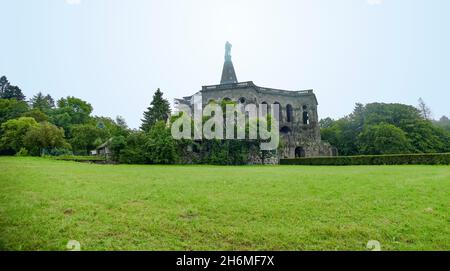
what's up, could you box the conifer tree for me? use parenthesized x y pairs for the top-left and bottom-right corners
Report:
(140, 88), (171, 132)
(30, 92), (55, 112)
(0, 76), (26, 101)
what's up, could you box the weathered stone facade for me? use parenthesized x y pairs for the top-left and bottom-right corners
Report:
(175, 42), (336, 163)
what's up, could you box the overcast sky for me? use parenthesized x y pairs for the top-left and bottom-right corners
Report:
(1, 0), (449, 128)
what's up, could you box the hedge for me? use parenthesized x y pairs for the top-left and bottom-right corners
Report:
(51, 155), (106, 162)
(280, 153), (450, 166)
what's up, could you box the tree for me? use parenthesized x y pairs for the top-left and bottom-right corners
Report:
(0, 76), (9, 94)
(319, 117), (335, 129)
(435, 116), (450, 131)
(0, 117), (38, 154)
(0, 76), (26, 101)
(321, 117), (359, 156)
(51, 96), (93, 136)
(21, 109), (49, 122)
(24, 122), (67, 156)
(417, 98), (432, 120)
(320, 102), (450, 155)
(91, 116), (128, 137)
(116, 115), (128, 130)
(0, 98), (29, 125)
(109, 136), (127, 161)
(141, 88), (171, 132)
(145, 121), (178, 164)
(119, 131), (149, 164)
(1, 76), (26, 100)
(30, 92), (55, 112)
(358, 123), (412, 155)
(69, 124), (110, 154)
(439, 115), (450, 123)
(56, 96), (93, 123)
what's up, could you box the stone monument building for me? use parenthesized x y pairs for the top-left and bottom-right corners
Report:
(175, 42), (336, 160)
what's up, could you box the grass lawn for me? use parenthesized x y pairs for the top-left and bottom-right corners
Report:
(0, 157), (449, 251)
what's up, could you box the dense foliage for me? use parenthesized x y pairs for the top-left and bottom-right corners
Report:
(0, 117), (38, 154)
(1, 75), (449, 164)
(320, 103), (450, 156)
(0, 76), (130, 158)
(434, 116), (450, 132)
(23, 122), (68, 156)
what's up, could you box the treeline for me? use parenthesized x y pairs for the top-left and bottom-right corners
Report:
(0, 76), (177, 163)
(0, 76), (130, 157)
(320, 102), (450, 156)
(0, 76), (253, 164)
(2, 75), (449, 163)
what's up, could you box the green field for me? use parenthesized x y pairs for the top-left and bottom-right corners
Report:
(0, 157), (449, 251)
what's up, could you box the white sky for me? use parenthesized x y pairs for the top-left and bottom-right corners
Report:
(1, 0), (449, 128)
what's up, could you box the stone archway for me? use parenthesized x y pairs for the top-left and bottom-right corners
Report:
(280, 126), (291, 134)
(295, 147), (306, 158)
(273, 102), (282, 122)
(286, 104), (293, 122)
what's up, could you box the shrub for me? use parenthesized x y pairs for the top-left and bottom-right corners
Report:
(15, 147), (29, 157)
(145, 121), (178, 164)
(357, 123), (412, 154)
(24, 122), (67, 156)
(0, 117), (38, 153)
(119, 131), (149, 164)
(280, 153), (450, 166)
(52, 155), (105, 162)
(44, 147), (73, 156)
(109, 136), (126, 161)
(200, 139), (255, 165)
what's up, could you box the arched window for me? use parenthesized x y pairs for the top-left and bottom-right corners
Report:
(260, 102), (268, 117)
(302, 105), (309, 125)
(280, 126), (291, 134)
(331, 147), (338, 157)
(286, 104), (293, 122)
(303, 111), (309, 125)
(295, 147), (306, 158)
(223, 97), (231, 102)
(273, 102), (282, 122)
